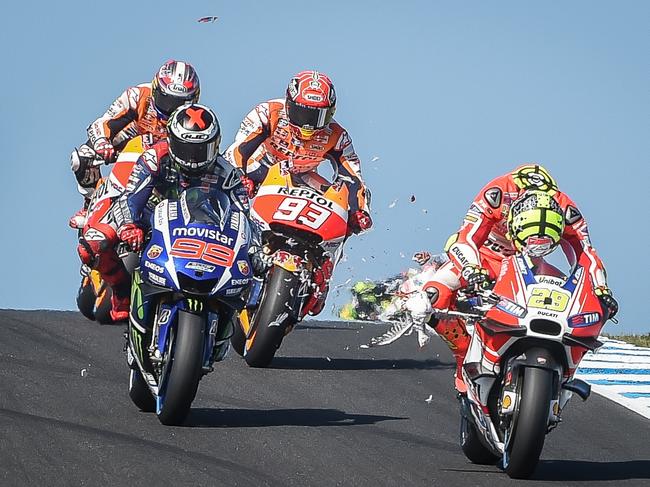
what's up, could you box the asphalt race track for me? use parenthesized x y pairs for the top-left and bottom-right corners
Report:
(0, 310), (648, 487)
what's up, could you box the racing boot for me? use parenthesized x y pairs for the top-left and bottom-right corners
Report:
(302, 258), (333, 317)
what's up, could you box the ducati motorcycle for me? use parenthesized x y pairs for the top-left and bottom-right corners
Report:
(398, 247), (613, 478)
(126, 187), (252, 425)
(76, 135), (152, 323)
(231, 164), (350, 367)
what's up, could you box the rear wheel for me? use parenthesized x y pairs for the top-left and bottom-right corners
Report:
(244, 266), (299, 368)
(459, 397), (499, 464)
(504, 366), (553, 479)
(128, 367), (155, 412)
(157, 311), (205, 426)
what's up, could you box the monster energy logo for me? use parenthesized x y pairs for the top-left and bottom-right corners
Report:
(131, 327), (145, 362)
(131, 271), (145, 321)
(186, 298), (203, 312)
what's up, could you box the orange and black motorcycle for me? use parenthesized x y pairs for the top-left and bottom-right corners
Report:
(231, 164), (350, 366)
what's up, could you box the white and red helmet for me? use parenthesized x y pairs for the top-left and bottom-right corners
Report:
(286, 70), (336, 138)
(152, 60), (200, 118)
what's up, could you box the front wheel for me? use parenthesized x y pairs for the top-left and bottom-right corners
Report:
(94, 288), (113, 325)
(230, 315), (246, 357)
(504, 366), (553, 479)
(244, 266), (299, 368)
(76, 278), (96, 321)
(157, 311), (205, 425)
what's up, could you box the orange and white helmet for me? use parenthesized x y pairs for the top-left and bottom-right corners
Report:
(152, 60), (200, 118)
(286, 70), (336, 139)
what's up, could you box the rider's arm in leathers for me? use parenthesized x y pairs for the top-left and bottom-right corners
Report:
(555, 192), (608, 288)
(87, 84), (150, 147)
(444, 172), (608, 289)
(225, 102), (370, 214)
(444, 176), (506, 273)
(326, 130), (369, 214)
(114, 142), (167, 228)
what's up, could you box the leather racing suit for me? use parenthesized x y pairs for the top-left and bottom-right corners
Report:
(77, 140), (248, 321)
(224, 98), (371, 216)
(422, 164), (609, 390)
(71, 83), (169, 200)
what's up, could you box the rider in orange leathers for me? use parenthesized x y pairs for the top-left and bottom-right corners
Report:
(420, 164), (618, 392)
(73, 61), (200, 321)
(69, 60), (200, 227)
(225, 70), (372, 315)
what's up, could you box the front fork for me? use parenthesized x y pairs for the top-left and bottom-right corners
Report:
(498, 350), (564, 436)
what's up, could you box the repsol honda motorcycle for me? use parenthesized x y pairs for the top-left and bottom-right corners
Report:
(126, 187), (252, 425)
(231, 164), (350, 367)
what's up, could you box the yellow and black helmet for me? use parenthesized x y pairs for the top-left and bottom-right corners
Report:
(511, 164), (558, 195)
(507, 190), (565, 256)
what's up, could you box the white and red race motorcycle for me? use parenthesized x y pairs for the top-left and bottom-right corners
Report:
(379, 247), (613, 478)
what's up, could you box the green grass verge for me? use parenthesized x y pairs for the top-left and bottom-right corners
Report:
(603, 334), (650, 348)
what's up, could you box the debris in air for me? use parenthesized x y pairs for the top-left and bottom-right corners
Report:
(370, 156), (380, 162)
(197, 16), (219, 23)
(388, 199), (398, 209)
(410, 195), (416, 203)
(425, 394), (433, 403)
(326, 357), (332, 362)
(80, 368), (87, 377)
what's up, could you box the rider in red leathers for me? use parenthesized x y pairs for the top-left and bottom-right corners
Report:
(225, 70), (372, 315)
(420, 164), (618, 392)
(74, 61), (200, 321)
(69, 60), (200, 228)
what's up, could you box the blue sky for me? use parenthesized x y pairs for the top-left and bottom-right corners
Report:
(0, 1), (647, 332)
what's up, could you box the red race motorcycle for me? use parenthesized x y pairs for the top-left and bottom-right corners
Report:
(75, 135), (151, 323)
(399, 247), (614, 478)
(232, 164), (350, 367)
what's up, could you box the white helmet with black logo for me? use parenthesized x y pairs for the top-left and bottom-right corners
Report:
(168, 104), (221, 176)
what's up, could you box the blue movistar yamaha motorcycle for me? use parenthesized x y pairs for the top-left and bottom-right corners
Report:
(126, 187), (252, 425)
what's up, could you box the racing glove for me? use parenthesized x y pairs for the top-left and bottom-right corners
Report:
(118, 223), (144, 251)
(93, 137), (116, 164)
(240, 176), (257, 199)
(460, 265), (491, 293)
(412, 251), (431, 266)
(595, 287), (618, 319)
(347, 210), (373, 235)
(68, 208), (88, 229)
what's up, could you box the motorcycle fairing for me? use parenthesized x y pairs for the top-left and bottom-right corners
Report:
(142, 193), (252, 298)
(250, 165), (349, 244)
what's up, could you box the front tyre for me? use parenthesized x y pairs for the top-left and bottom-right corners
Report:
(76, 278), (96, 321)
(157, 311), (205, 426)
(230, 317), (246, 356)
(244, 266), (299, 368)
(94, 288), (113, 325)
(504, 366), (553, 479)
